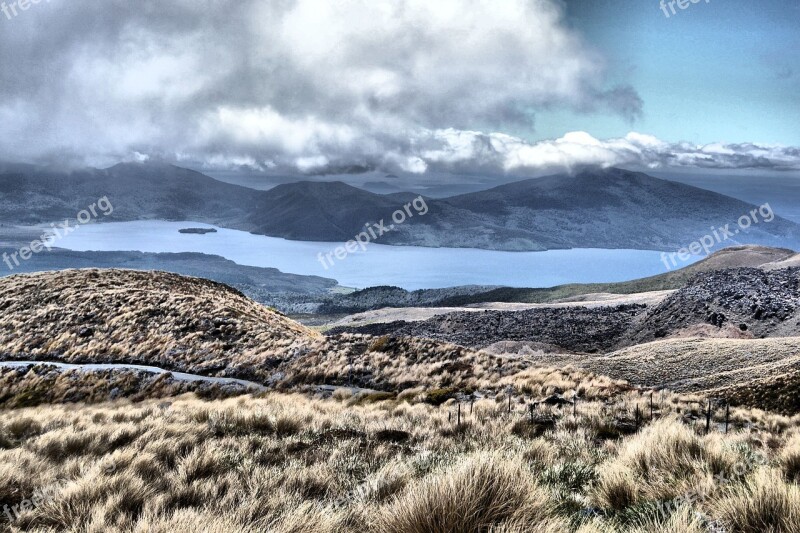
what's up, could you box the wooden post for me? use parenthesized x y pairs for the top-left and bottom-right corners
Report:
(650, 392), (654, 421)
(470, 397), (474, 415)
(635, 404), (641, 430)
(529, 403), (534, 423)
(725, 402), (730, 434)
(705, 398), (712, 434)
(457, 402), (461, 426)
(573, 396), (577, 417)
(348, 355), (353, 387)
(507, 387), (512, 415)
(448, 411), (451, 423)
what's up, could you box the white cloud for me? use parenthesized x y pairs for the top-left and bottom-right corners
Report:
(0, 0), (796, 175)
(0, 0), (640, 169)
(406, 130), (800, 174)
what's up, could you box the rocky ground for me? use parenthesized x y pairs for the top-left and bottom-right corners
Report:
(328, 304), (648, 353)
(627, 267), (800, 345)
(331, 267), (800, 354)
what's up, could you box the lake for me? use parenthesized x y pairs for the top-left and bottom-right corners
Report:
(55, 221), (700, 290)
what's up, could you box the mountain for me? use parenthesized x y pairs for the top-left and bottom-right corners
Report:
(247, 181), (402, 241)
(0, 162), (259, 226)
(1, 163), (797, 251)
(431, 168), (799, 250)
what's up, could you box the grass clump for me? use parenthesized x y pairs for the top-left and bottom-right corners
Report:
(376, 452), (566, 533)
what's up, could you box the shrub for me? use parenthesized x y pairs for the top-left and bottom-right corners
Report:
(540, 461), (597, 492)
(356, 392), (396, 404)
(425, 387), (458, 406)
(368, 336), (391, 353)
(331, 388), (353, 402)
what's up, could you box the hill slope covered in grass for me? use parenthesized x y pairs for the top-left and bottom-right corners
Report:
(539, 337), (800, 408)
(0, 269), (541, 395)
(0, 269), (320, 380)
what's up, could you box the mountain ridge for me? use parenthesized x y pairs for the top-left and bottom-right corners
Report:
(1, 162), (797, 252)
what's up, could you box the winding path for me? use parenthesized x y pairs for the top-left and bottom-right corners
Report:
(0, 361), (268, 391)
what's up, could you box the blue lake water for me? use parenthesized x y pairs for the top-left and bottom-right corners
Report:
(55, 221), (700, 290)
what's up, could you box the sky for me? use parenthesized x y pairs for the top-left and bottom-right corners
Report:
(0, 0), (798, 181)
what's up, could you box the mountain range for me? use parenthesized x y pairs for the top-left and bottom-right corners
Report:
(0, 162), (797, 251)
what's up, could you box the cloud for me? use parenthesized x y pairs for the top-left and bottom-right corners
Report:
(0, 0), (641, 169)
(0, 0), (796, 176)
(408, 130), (800, 174)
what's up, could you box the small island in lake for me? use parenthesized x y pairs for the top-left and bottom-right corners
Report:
(179, 228), (218, 235)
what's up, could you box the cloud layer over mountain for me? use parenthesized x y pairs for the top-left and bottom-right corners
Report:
(0, 0), (798, 175)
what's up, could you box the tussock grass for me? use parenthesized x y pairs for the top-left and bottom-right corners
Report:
(1, 392), (799, 532)
(375, 452), (564, 533)
(711, 469), (800, 532)
(0, 269), (320, 380)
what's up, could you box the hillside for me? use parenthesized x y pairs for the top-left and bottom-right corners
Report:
(3, 386), (799, 532)
(543, 337), (800, 392)
(329, 304), (649, 353)
(332, 266), (800, 353)
(0, 269), (525, 393)
(0, 269), (321, 380)
(628, 267), (800, 344)
(1, 163), (797, 251)
(531, 337), (800, 415)
(0, 248), (338, 307)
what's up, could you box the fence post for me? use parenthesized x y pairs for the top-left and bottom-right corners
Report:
(573, 396), (577, 417)
(348, 354), (353, 387)
(529, 403), (534, 423)
(705, 398), (712, 434)
(725, 402), (730, 434)
(457, 402), (461, 426)
(650, 392), (654, 421)
(507, 386), (512, 415)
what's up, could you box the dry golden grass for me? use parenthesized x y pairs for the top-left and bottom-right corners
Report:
(2, 268), (800, 531)
(537, 337), (800, 410)
(1, 389), (799, 532)
(0, 269), (320, 379)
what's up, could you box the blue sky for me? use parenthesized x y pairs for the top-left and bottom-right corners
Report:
(533, 0), (800, 145)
